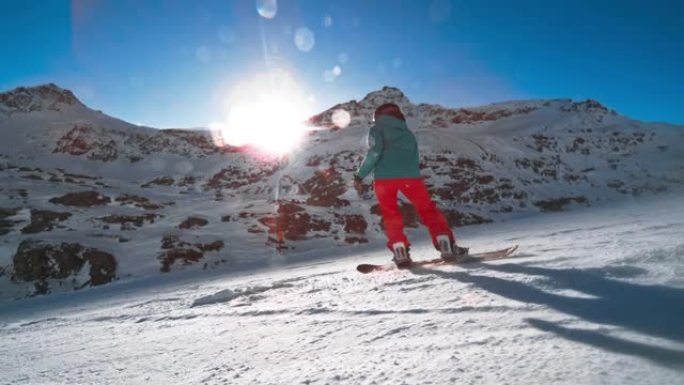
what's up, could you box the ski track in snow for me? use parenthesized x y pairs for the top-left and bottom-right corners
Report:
(1, 195), (684, 385)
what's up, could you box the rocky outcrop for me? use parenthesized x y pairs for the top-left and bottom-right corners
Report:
(158, 235), (225, 272)
(53, 124), (119, 161)
(21, 210), (72, 234)
(339, 214), (368, 244)
(301, 167), (349, 208)
(178, 217), (208, 229)
(114, 194), (164, 210)
(49, 191), (111, 207)
(258, 202), (332, 242)
(98, 213), (161, 230)
(0, 207), (19, 236)
(0, 83), (83, 114)
(12, 239), (117, 294)
(205, 165), (280, 190)
(534, 196), (588, 212)
(137, 129), (220, 156)
(141, 176), (175, 187)
(308, 86), (411, 129)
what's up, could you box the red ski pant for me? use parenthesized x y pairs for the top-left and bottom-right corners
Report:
(373, 177), (454, 251)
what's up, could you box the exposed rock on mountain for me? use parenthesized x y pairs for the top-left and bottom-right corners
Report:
(0, 83), (83, 115)
(12, 239), (117, 294)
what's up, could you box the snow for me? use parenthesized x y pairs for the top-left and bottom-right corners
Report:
(1, 193), (683, 385)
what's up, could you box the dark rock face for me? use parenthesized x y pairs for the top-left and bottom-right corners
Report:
(53, 124), (119, 162)
(442, 210), (491, 227)
(205, 165), (279, 190)
(141, 176), (175, 188)
(0, 83), (83, 113)
(340, 214), (369, 244)
(138, 129), (220, 156)
(534, 196), (588, 212)
(301, 167), (349, 208)
(179, 217), (209, 229)
(258, 202), (332, 241)
(98, 213), (161, 230)
(447, 106), (537, 125)
(114, 194), (164, 210)
(53, 125), (93, 156)
(21, 210), (72, 234)
(49, 191), (111, 207)
(12, 240), (117, 294)
(561, 99), (609, 113)
(342, 214), (367, 234)
(83, 249), (118, 286)
(158, 235), (225, 272)
(0, 207), (19, 236)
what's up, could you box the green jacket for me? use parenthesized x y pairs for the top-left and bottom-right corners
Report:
(357, 115), (422, 180)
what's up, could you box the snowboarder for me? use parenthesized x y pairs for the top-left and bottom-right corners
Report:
(354, 103), (468, 268)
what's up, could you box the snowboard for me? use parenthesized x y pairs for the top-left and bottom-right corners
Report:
(356, 245), (519, 274)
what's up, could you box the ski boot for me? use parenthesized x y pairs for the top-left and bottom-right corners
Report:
(391, 242), (412, 269)
(437, 235), (469, 262)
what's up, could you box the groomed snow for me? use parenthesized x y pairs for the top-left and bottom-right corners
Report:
(1, 193), (683, 385)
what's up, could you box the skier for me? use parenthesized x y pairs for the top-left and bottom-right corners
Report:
(353, 103), (468, 268)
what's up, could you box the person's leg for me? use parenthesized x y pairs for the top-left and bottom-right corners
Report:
(399, 178), (454, 249)
(373, 179), (409, 250)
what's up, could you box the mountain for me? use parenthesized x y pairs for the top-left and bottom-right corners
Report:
(0, 84), (682, 299)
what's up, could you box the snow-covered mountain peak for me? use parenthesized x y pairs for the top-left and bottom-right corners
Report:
(359, 85), (413, 109)
(0, 83), (84, 115)
(308, 86), (417, 128)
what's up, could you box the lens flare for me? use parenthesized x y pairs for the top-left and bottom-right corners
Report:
(256, 0), (277, 19)
(332, 109), (351, 129)
(211, 70), (313, 157)
(294, 27), (315, 52)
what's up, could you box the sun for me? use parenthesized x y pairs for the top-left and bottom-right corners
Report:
(211, 70), (313, 157)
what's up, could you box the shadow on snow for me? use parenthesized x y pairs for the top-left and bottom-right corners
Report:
(411, 261), (684, 370)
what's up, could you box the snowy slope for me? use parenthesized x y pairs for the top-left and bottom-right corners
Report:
(0, 84), (683, 300)
(1, 194), (682, 385)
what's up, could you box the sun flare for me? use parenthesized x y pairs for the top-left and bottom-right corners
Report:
(211, 71), (313, 157)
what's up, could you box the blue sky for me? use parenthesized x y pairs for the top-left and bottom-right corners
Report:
(1, 0), (683, 127)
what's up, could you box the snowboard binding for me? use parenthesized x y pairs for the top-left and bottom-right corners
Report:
(437, 235), (469, 262)
(391, 242), (412, 269)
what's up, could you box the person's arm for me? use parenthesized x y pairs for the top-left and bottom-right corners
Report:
(356, 125), (384, 179)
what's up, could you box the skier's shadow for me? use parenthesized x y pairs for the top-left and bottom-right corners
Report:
(411, 262), (684, 369)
